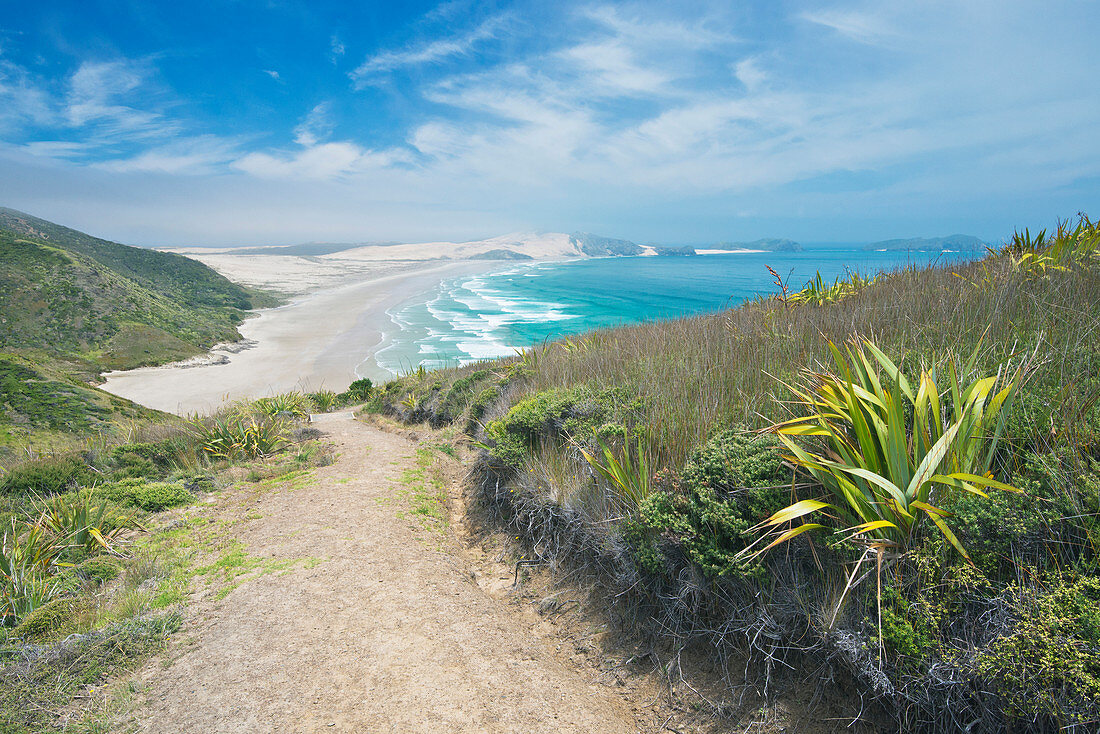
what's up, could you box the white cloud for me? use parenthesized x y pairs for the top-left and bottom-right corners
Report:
(65, 59), (160, 131)
(733, 57), (766, 91)
(96, 136), (239, 174)
(293, 102), (334, 147)
(233, 141), (411, 180)
(22, 140), (89, 158)
(329, 35), (345, 58)
(3, 2), (1099, 244)
(559, 40), (671, 96)
(263, 69), (281, 80)
(799, 8), (896, 45)
(350, 14), (510, 85)
(0, 60), (57, 131)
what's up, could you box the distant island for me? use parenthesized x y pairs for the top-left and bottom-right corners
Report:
(865, 234), (990, 252)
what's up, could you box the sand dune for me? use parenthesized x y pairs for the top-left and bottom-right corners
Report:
(325, 232), (583, 263)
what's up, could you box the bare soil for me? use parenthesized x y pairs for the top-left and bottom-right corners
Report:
(123, 413), (665, 733)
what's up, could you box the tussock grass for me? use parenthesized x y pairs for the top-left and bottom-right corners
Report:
(523, 255), (1099, 467)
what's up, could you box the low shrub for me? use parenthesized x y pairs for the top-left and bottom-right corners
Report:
(976, 575), (1100, 726)
(73, 554), (123, 584)
(34, 493), (133, 560)
(631, 429), (789, 578)
(189, 414), (288, 460)
(1, 610), (183, 732)
(108, 441), (173, 479)
(92, 478), (194, 512)
(437, 369), (491, 421)
(340, 377), (373, 404)
(1, 521), (60, 624)
(483, 385), (642, 469)
(0, 455), (93, 495)
(251, 391), (310, 419)
(949, 450), (1100, 575)
(12, 596), (87, 640)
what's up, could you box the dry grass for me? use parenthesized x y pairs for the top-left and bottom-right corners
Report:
(520, 255), (1100, 468)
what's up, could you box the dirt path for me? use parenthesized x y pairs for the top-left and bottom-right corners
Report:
(128, 413), (644, 733)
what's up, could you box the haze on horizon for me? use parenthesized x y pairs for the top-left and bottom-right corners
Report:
(1, 0), (1097, 248)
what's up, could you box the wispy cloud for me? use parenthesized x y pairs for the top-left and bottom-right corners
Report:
(329, 35), (345, 59)
(65, 60), (160, 131)
(350, 14), (510, 85)
(95, 136), (240, 174)
(799, 8), (897, 46)
(233, 142), (410, 180)
(263, 69), (281, 80)
(293, 102), (333, 146)
(2, 1), (1098, 244)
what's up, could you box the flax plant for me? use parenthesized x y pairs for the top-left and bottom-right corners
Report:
(579, 435), (651, 517)
(743, 339), (1026, 563)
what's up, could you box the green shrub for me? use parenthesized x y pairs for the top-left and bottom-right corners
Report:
(35, 493), (132, 559)
(12, 597), (86, 640)
(633, 430), (788, 578)
(74, 554), (123, 583)
(469, 385), (501, 423)
(483, 386), (641, 469)
(439, 370), (491, 419)
(336, 377), (374, 406)
(308, 389), (339, 413)
(188, 414), (288, 460)
(251, 391), (310, 419)
(977, 576), (1100, 723)
(757, 339), (1023, 562)
(109, 441), (172, 479)
(0, 455), (93, 495)
(92, 478), (193, 511)
(344, 377), (374, 401)
(949, 451), (1100, 575)
(1, 521), (61, 624)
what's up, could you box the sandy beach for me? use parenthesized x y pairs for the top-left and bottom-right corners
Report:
(99, 261), (493, 415)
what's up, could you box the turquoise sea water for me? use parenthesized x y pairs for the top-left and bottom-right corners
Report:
(365, 246), (978, 377)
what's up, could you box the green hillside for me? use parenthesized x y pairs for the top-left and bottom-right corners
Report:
(0, 208), (275, 372)
(0, 208), (277, 456)
(0, 352), (162, 461)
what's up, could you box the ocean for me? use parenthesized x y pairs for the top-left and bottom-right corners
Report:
(365, 245), (978, 377)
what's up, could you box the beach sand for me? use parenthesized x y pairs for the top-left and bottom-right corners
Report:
(99, 261), (492, 415)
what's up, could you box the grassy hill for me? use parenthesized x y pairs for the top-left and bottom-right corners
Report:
(0, 208), (278, 457)
(0, 208), (276, 371)
(370, 214), (1100, 732)
(0, 352), (163, 461)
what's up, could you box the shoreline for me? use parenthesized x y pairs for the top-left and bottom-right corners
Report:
(98, 260), (497, 416)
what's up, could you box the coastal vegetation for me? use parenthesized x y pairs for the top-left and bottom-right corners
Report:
(0, 390), (344, 732)
(369, 213), (1100, 732)
(0, 209), (280, 457)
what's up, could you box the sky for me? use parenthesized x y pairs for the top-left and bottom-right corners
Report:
(0, 0), (1098, 247)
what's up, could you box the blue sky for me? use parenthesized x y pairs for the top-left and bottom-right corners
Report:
(0, 1), (1098, 246)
